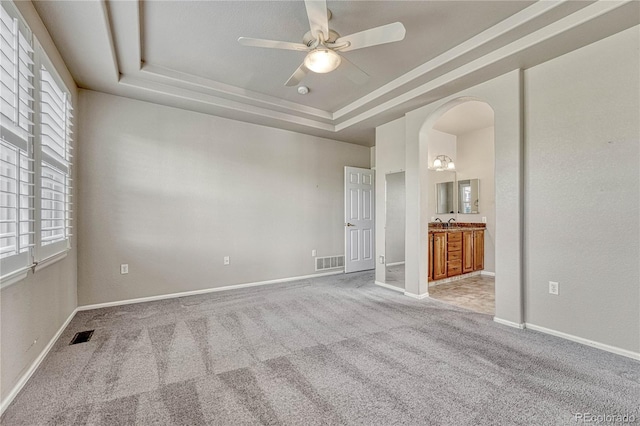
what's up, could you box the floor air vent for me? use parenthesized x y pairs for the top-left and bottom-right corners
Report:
(315, 255), (344, 271)
(70, 330), (94, 345)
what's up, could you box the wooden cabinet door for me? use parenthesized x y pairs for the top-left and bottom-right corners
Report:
(433, 232), (447, 280)
(428, 233), (434, 281)
(462, 231), (474, 273)
(473, 230), (484, 271)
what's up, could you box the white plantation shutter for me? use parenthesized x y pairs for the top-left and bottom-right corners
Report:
(1, 2), (34, 275)
(39, 65), (72, 254)
(1, 1), (74, 285)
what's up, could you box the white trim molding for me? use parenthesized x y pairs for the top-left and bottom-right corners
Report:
(480, 271), (495, 277)
(34, 250), (69, 272)
(385, 261), (405, 267)
(88, 0), (640, 144)
(0, 268), (29, 290)
(374, 280), (404, 293)
(525, 323), (640, 361)
(493, 317), (525, 329)
(77, 270), (344, 311)
(404, 291), (429, 300)
(0, 307), (77, 415)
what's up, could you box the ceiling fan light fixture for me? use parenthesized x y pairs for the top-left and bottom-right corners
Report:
(304, 48), (341, 73)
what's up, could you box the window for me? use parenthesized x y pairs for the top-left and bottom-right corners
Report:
(1, 3), (34, 276)
(1, 2), (73, 283)
(39, 64), (72, 257)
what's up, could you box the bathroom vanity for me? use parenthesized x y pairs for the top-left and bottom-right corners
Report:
(428, 223), (485, 282)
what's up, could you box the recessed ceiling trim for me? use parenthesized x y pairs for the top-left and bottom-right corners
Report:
(332, 0), (566, 120)
(119, 76), (336, 132)
(99, 0), (119, 83)
(139, 63), (333, 122)
(335, 0), (635, 131)
(86, 0), (637, 145)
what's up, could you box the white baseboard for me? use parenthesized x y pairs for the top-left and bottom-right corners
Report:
(525, 323), (640, 361)
(493, 317), (525, 329)
(1, 307), (77, 415)
(374, 280), (404, 293)
(77, 270), (344, 311)
(404, 291), (429, 300)
(481, 271), (495, 277)
(385, 261), (405, 267)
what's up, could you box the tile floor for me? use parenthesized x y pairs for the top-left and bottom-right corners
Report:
(429, 275), (495, 315)
(384, 266), (494, 316)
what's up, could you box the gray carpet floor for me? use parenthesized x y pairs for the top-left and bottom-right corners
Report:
(2, 271), (639, 425)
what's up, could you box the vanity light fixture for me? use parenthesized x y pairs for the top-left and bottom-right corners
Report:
(431, 155), (455, 171)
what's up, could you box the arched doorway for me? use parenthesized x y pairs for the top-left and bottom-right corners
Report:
(423, 100), (496, 315)
(401, 71), (524, 327)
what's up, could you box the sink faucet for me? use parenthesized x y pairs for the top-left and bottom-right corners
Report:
(434, 218), (443, 223)
(448, 218), (456, 224)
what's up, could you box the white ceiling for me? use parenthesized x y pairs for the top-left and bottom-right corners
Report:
(31, 0), (640, 146)
(142, 1), (531, 112)
(433, 101), (494, 136)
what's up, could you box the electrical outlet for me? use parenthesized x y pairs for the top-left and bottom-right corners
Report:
(431, 217), (435, 222)
(379, 255), (385, 264)
(120, 264), (128, 274)
(223, 256), (230, 265)
(312, 249), (317, 257)
(549, 281), (559, 295)
(482, 216), (487, 223)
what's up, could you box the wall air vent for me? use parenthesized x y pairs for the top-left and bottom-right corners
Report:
(315, 255), (345, 271)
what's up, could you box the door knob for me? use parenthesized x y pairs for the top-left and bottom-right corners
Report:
(346, 223), (355, 227)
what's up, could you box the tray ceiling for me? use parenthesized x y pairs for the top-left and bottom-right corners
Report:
(31, 0), (640, 146)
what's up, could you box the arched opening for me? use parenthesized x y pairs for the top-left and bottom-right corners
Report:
(423, 100), (496, 315)
(397, 71), (523, 327)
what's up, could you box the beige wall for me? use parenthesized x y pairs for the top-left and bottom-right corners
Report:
(524, 26), (639, 352)
(375, 25), (639, 353)
(77, 90), (370, 306)
(374, 118), (405, 284)
(385, 172), (405, 265)
(1, 1), (78, 404)
(456, 126), (495, 273)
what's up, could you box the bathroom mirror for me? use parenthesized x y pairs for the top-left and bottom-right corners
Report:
(458, 179), (480, 214)
(435, 181), (455, 214)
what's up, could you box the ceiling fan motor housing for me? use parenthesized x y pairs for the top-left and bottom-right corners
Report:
(303, 29), (341, 47)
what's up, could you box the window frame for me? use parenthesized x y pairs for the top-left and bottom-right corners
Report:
(1, 1), (73, 287)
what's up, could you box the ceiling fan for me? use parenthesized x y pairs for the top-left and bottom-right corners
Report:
(238, 0), (406, 87)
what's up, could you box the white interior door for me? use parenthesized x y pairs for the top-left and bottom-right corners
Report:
(344, 166), (375, 273)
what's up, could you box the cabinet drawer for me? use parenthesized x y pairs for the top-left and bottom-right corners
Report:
(447, 260), (462, 276)
(448, 242), (462, 252)
(447, 232), (462, 243)
(448, 251), (462, 261)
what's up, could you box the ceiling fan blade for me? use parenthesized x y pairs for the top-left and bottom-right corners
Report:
(339, 56), (369, 85)
(334, 22), (406, 52)
(238, 37), (308, 52)
(304, 0), (329, 40)
(285, 63), (309, 87)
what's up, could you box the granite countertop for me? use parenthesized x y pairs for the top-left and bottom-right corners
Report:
(428, 222), (486, 232)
